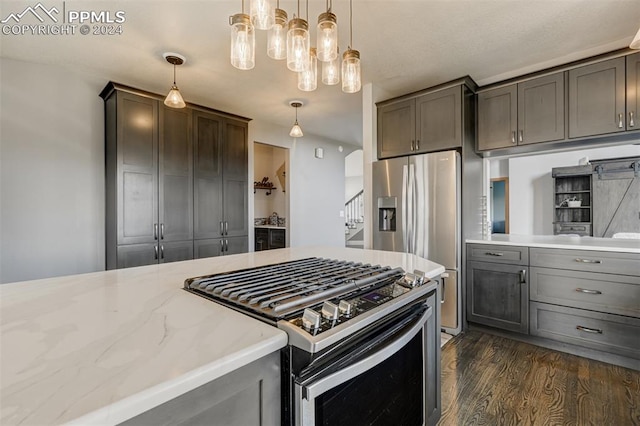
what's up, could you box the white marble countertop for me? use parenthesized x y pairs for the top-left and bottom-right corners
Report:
(0, 246), (443, 426)
(254, 225), (287, 229)
(466, 234), (640, 253)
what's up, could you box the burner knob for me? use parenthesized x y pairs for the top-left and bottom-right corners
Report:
(338, 300), (353, 317)
(321, 301), (339, 321)
(302, 309), (321, 331)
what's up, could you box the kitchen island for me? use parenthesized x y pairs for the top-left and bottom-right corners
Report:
(0, 247), (444, 425)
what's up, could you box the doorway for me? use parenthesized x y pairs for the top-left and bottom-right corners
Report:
(490, 177), (509, 234)
(253, 142), (289, 250)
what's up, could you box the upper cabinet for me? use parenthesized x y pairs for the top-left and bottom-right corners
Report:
(477, 72), (564, 151)
(477, 49), (639, 155)
(568, 57), (626, 138)
(377, 82), (471, 159)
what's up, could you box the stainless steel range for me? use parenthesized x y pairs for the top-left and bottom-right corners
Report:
(184, 257), (441, 426)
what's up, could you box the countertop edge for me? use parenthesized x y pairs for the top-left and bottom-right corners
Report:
(466, 236), (640, 253)
(66, 332), (288, 425)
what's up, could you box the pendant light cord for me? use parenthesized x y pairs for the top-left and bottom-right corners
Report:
(173, 64), (176, 85)
(349, 0), (353, 49)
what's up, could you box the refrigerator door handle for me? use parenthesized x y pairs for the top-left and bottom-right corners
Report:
(408, 163), (416, 254)
(402, 164), (409, 253)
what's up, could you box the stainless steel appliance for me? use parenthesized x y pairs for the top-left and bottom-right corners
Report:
(184, 257), (440, 426)
(373, 150), (461, 334)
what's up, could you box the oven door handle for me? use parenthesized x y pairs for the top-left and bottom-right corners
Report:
(295, 305), (432, 426)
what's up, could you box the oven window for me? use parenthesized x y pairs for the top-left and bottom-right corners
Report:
(313, 332), (423, 426)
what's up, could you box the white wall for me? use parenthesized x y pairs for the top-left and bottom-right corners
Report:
(249, 120), (356, 249)
(1, 58), (105, 283)
(0, 58), (355, 283)
(345, 149), (364, 202)
(507, 144), (640, 235)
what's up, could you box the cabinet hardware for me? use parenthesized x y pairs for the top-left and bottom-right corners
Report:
(154, 245), (158, 260)
(416, 140), (420, 150)
(575, 288), (602, 295)
(484, 251), (504, 256)
(160, 245), (164, 259)
(511, 131), (516, 144)
(224, 239), (229, 252)
(519, 269), (526, 284)
(154, 224), (158, 240)
(440, 279), (446, 304)
(576, 325), (602, 334)
(630, 111), (635, 127)
(219, 221), (224, 236)
(224, 221), (229, 236)
(410, 140), (415, 151)
(220, 239), (224, 252)
(617, 113), (623, 129)
(518, 130), (523, 143)
(574, 258), (602, 264)
(160, 223), (164, 240)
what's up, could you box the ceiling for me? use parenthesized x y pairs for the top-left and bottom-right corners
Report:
(1, 0), (639, 147)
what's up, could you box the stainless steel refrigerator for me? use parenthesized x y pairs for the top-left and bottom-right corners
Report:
(373, 150), (461, 334)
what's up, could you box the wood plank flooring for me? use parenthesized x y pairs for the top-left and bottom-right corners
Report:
(438, 330), (640, 425)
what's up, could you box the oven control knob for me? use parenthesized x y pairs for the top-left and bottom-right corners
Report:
(302, 309), (321, 331)
(338, 300), (353, 317)
(321, 301), (339, 321)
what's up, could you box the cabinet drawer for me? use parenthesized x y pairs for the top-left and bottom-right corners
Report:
(530, 248), (640, 276)
(554, 223), (591, 236)
(467, 244), (528, 265)
(530, 302), (640, 359)
(530, 267), (640, 317)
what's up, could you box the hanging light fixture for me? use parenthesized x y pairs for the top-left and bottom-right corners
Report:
(298, 47), (318, 91)
(163, 53), (186, 109)
(230, 0), (255, 70)
(342, 0), (361, 93)
(631, 27), (640, 49)
(250, 0), (274, 30)
(317, 0), (337, 62)
(322, 47), (340, 85)
(267, 2), (287, 60)
(289, 101), (304, 138)
(287, 0), (310, 72)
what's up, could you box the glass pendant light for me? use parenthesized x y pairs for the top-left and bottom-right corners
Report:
(230, 0), (255, 70)
(267, 4), (287, 60)
(317, 0), (337, 62)
(287, 0), (310, 72)
(298, 48), (317, 91)
(289, 101), (303, 138)
(250, 0), (274, 30)
(342, 0), (361, 93)
(163, 53), (186, 109)
(322, 47), (340, 85)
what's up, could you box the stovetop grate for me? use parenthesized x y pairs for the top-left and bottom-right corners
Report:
(184, 257), (405, 320)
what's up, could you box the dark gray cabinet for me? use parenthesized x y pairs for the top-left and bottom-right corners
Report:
(194, 237), (248, 258)
(102, 83), (249, 268)
(466, 244), (529, 334)
(568, 57), (626, 138)
(377, 81), (471, 159)
(477, 72), (564, 151)
(193, 111), (248, 246)
(255, 227), (285, 251)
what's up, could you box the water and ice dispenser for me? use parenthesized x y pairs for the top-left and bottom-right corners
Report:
(377, 197), (397, 232)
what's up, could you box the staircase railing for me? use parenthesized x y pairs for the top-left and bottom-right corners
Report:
(345, 190), (364, 227)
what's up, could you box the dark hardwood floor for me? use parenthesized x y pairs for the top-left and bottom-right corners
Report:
(438, 330), (640, 425)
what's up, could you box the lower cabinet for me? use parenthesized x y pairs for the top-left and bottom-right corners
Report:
(255, 228), (286, 251)
(466, 260), (529, 334)
(116, 241), (193, 268)
(195, 237), (248, 258)
(120, 351), (280, 426)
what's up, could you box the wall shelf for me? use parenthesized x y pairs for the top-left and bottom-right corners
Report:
(254, 185), (276, 195)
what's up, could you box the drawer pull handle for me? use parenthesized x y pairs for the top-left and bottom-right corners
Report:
(576, 325), (602, 334)
(574, 258), (602, 264)
(485, 252), (504, 257)
(575, 288), (602, 295)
